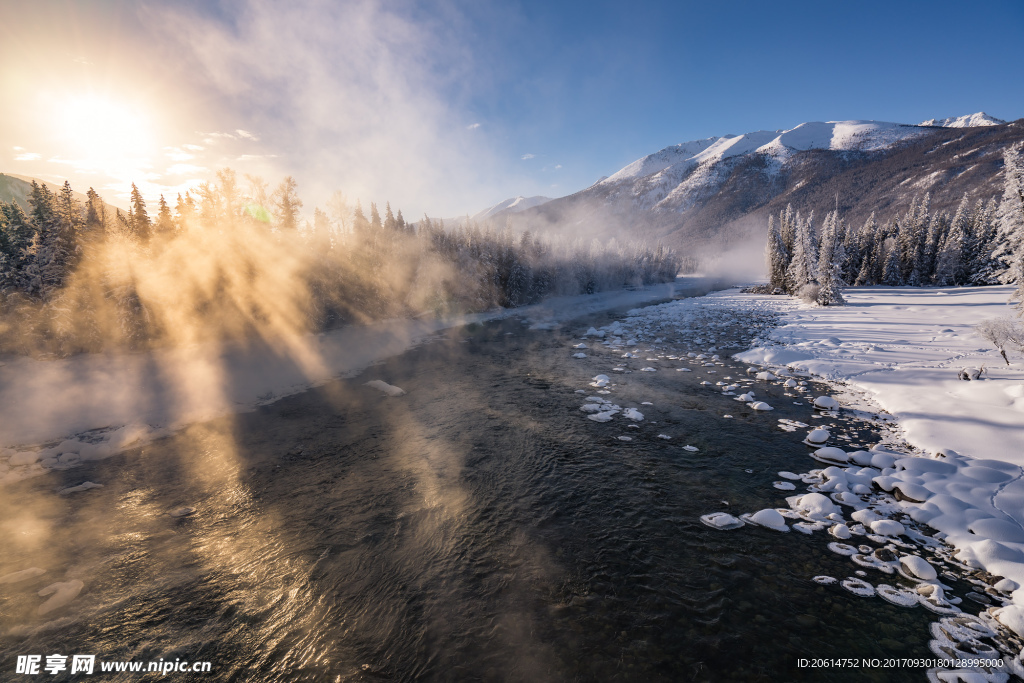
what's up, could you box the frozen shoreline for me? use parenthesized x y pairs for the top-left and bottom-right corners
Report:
(570, 283), (1024, 666)
(727, 284), (1024, 645)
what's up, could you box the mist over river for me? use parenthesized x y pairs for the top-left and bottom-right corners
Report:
(1, 295), (943, 682)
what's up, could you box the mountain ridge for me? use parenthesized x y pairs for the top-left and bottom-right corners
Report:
(494, 113), (1023, 259)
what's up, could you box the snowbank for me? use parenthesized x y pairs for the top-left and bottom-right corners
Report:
(735, 285), (1023, 465)
(733, 284), (1024, 640)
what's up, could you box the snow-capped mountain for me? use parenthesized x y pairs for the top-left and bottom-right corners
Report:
(504, 113), (1022, 253)
(602, 120), (929, 187)
(591, 120), (939, 214)
(471, 195), (552, 223)
(919, 112), (1006, 128)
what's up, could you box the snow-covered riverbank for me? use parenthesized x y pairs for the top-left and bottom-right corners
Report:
(726, 285), (1024, 659)
(574, 284), (1024, 675)
(736, 285), (1023, 466)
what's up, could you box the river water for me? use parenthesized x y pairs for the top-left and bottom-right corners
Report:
(0, 298), (962, 681)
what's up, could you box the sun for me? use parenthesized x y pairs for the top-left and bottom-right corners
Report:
(51, 93), (157, 169)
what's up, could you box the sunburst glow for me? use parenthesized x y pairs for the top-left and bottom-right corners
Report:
(50, 93), (157, 171)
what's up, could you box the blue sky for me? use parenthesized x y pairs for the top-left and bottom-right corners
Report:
(2, 0), (1022, 217)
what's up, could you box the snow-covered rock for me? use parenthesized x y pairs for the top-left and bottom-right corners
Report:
(748, 508), (789, 532)
(899, 554), (937, 581)
(805, 427), (829, 444)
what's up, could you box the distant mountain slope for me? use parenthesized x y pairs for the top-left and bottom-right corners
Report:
(0, 173), (121, 215)
(503, 114), (1024, 257)
(471, 195), (551, 223)
(919, 112), (1006, 128)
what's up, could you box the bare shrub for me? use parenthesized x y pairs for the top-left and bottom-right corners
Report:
(976, 316), (1024, 365)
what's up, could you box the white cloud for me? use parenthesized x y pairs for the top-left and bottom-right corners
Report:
(521, 153), (535, 160)
(466, 122), (481, 130)
(165, 163), (209, 176)
(235, 129), (259, 141)
(15, 152), (41, 161)
(555, 164), (562, 169)
(164, 146), (195, 161)
(183, 144), (205, 151)
(12, 146), (24, 152)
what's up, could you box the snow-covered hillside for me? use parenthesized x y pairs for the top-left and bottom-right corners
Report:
(602, 120), (934, 187)
(471, 195), (552, 223)
(496, 112), (1020, 254)
(920, 112), (1006, 128)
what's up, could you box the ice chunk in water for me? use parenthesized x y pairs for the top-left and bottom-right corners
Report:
(37, 580), (84, 615)
(0, 568), (46, 584)
(365, 380), (406, 396)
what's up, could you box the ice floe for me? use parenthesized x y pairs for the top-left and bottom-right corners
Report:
(700, 512), (745, 530)
(0, 568), (46, 584)
(37, 580), (84, 615)
(365, 380), (406, 396)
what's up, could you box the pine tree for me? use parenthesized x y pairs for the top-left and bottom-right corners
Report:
(0, 201), (34, 290)
(970, 198), (1001, 285)
(779, 204), (796, 256)
(369, 202), (382, 231)
(384, 202), (396, 231)
(155, 195), (175, 235)
(216, 168), (241, 226)
(23, 181), (75, 296)
(312, 207), (331, 247)
(900, 194), (929, 286)
(764, 215), (788, 293)
(785, 211), (817, 294)
(56, 181), (83, 262)
(175, 192), (197, 231)
(272, 176), (302, 231)
(129, 183), (151, 241)
(998, 142), (1024, 312)
(922, 211), (946, 283)
(353, 201), (369, 235)
(816, 211), (846, 306)
(882, 237), (903, 286)
(934, 196), (970, 286)
(852, 213), (877, 285)
(85, 187), (105, 233)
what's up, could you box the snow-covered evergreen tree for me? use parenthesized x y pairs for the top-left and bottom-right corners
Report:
(85, 187), (105, 233)
(922, 210), (947, 283)
(816, 211), (846, 306)
(997, 143), (1024, 311)
(764, 215), (788, 293)
(882, 237), (903, 286)
(272, 176), (302, 232)
(0, 200), (35, 290)
(785, 211), (817, 294)
(21, 181), (78, 297)
(853, 213), (877, 286)
(900, 195), (929, 286)
(779, 204), (796, 256)
(129, 183), (151, 241)
(934, 196), (970, 286)
(155, 195), (175, 235)
(969, 198), (1001, 285)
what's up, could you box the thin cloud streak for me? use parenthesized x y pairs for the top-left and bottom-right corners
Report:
(148, 0), (511, 218)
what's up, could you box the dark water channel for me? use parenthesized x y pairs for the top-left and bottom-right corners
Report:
(0, 303), (960, 682)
